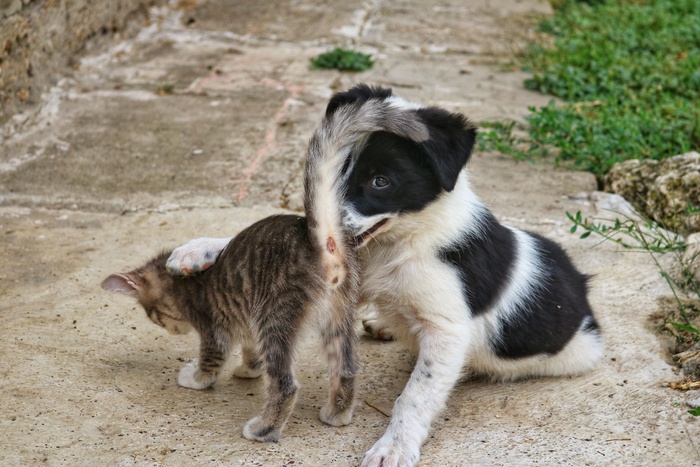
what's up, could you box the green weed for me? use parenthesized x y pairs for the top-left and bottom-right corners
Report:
(479, 0), (700, 179)
(567, 210), (700, 334)
(310, 48), (374, 72)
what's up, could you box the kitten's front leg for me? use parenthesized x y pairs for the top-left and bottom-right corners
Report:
(166, 237), (231, 276)
(178, 336), (227, 390)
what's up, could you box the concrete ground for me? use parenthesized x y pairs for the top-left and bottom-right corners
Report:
(1, 0), (698, 465)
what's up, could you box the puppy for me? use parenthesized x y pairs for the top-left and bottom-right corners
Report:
(168, 84), (603, 467)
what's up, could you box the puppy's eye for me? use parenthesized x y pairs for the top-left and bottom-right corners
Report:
(371, 176), (390, 189)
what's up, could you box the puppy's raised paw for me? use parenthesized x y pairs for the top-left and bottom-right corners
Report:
(166, 237), (231, 276)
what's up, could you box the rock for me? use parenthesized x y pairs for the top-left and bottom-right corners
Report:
(683, 233), (700, 284)
(590, 191), (645, 222)
(604, 152), (700, 235)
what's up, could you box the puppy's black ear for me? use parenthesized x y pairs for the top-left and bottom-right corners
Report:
(416, 107), (477, 192)
(325, 83), (394, 118)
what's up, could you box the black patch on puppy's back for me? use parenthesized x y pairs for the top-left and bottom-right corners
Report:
(492, 232), (599, 359)
(439, 212), (516, 316)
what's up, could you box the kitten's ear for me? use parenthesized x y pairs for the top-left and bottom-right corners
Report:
(101, 273), (141, 297)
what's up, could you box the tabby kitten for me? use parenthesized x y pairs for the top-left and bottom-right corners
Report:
(101, 214), (359, 442)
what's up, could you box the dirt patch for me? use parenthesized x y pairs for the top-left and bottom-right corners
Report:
(650, 297), (700, 381)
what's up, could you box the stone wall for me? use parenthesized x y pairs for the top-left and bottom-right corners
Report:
(0, 0), (164, 124)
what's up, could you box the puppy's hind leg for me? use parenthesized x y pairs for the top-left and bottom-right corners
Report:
(360, 303), (394, 341)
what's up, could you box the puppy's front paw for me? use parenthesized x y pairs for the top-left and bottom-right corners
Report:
(242, 416), (282, 442)
(361, 437), (419, 467)
(319, 401), (354, 427)
(177, 359), (215, 390)
(166, 237), (229, 276)
(362, 319), (394, 341)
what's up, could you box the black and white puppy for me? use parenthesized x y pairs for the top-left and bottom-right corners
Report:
(167, 84), (603, 467)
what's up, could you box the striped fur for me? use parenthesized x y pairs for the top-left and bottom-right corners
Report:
(102, 214), (359, 443)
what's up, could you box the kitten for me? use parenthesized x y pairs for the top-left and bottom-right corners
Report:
(101, 214), (359, 442)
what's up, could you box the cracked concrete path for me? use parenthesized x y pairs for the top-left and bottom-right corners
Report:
(1, 0), (698, 465)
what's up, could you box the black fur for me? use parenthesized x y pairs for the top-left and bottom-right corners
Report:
(415, 107), (477, 191)
(346, 131), (442, 217)
(439, 212), (516, 316)
(492, 233), (598, 359)
(442, 218), (599, 359)
(325, 83), (394, 118)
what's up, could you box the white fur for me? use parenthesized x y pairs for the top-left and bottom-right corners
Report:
(310, 142), (355, 287)
(165, 92), (603, 466)
(468, 316), (604, 382)
(177, 359), (213, 390)
(357, 171), (602, 467)
(385, 95), (424, 111)
(232, 364), (263, 379)
(166, 237), (231, 275)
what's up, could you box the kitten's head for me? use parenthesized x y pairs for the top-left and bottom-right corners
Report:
(101, 252), (193, 335)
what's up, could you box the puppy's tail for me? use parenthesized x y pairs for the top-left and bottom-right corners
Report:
(303, 128), (354, 289)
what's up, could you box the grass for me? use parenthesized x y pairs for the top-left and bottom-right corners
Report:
(310, 48), (374, 72)
(478, 0), (700, 180)
(477, 0), (700, 416)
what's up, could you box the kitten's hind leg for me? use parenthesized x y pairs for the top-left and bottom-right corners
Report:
(166, 237), (231, 276)
(233, 346), (264, 379)
(178, 333), (228, 390)
(319, 298), (359, 427)
(243, 335), (299, 442)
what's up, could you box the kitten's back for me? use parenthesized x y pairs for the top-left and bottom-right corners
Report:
(203, 214), (326, 319)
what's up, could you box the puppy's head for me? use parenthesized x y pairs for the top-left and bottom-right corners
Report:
(320, 85), (477, 245)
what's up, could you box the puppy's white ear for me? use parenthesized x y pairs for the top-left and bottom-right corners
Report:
(101, 274), (140, 297)
(417, 107), (477, 191)
(325, 83), (394, 118)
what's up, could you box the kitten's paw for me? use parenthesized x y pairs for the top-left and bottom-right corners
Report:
(362, 319), (394, 341)
(361, 436), (420, 467)
(233, 363), (263, 379)
(177, 360), (215, 390)
(166, 238), (230, 276)
(319, 402), (354, 426)
(242, 416), (282, 443)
